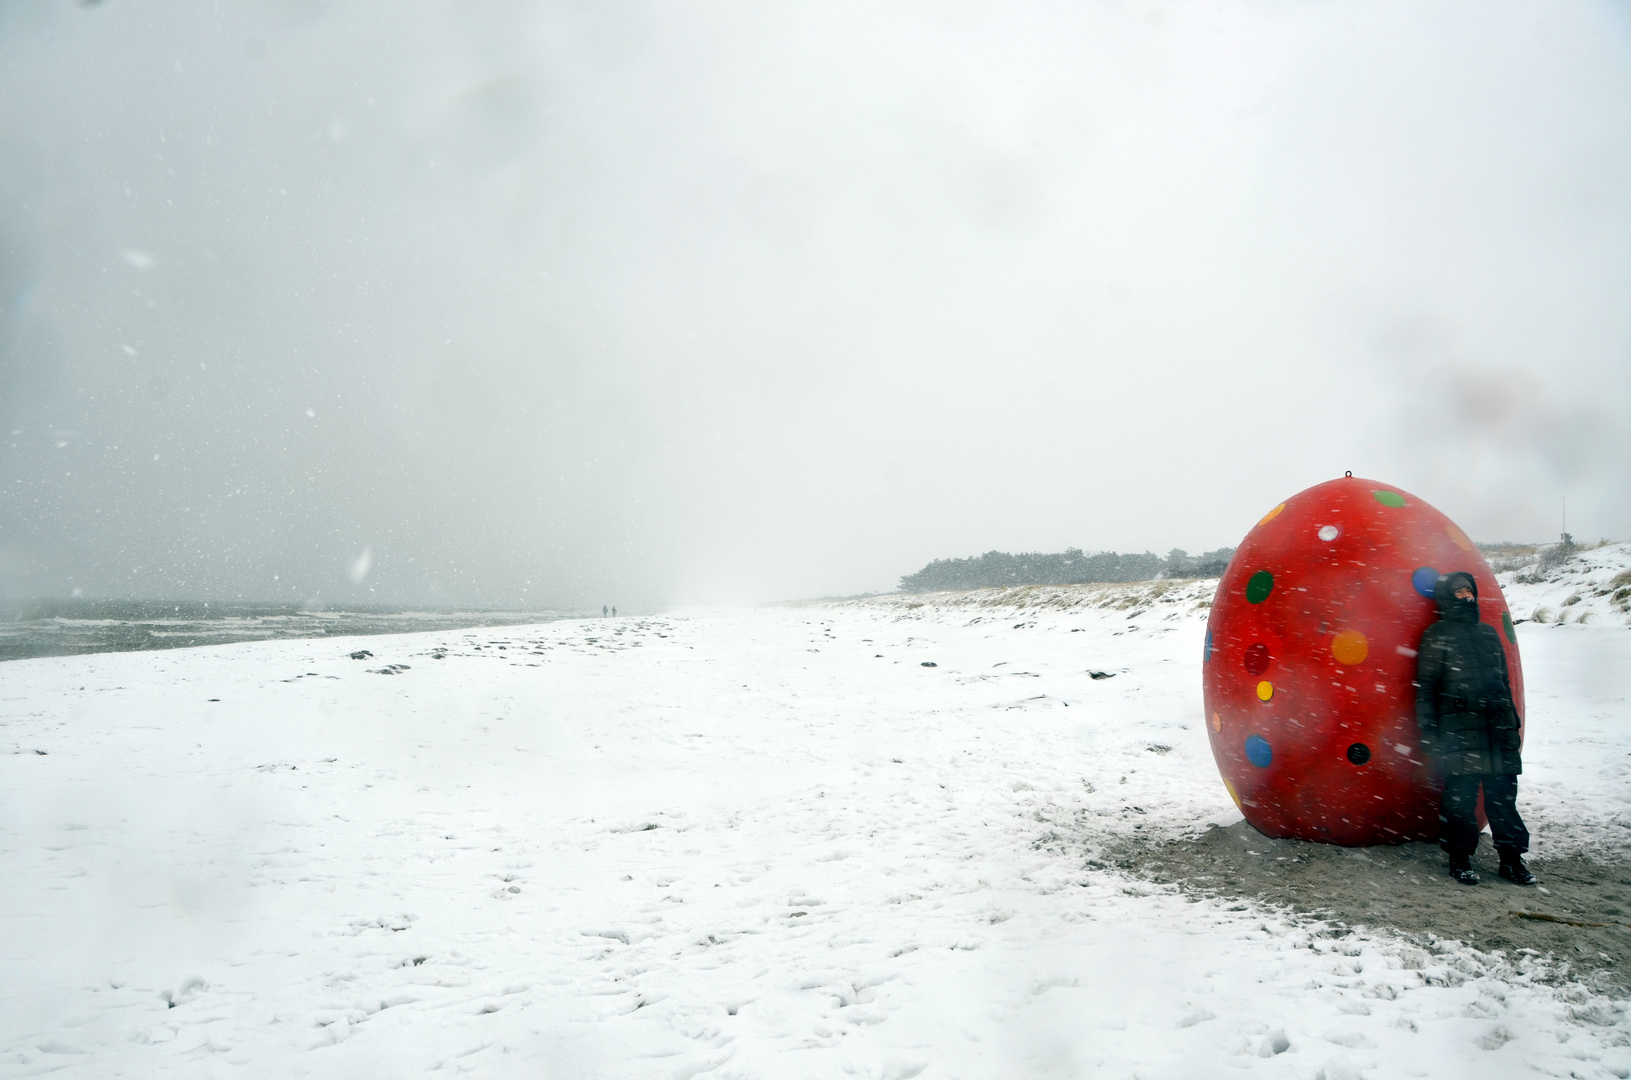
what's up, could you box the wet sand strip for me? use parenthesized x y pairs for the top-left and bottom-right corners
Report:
(1104, 820), (1631, 994)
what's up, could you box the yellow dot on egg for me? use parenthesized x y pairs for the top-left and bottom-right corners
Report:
(1256, 680), (1274, 701)
(1210, 712), (1222, 732)
(1258, 502), (1286, 526)
(1223, 777), (1241, 810)
(1331, 629), (1370, 666)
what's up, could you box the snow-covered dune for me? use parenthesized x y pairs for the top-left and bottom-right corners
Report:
(2, 561), (1629, 1078)
(1500, 541), (1631, 629)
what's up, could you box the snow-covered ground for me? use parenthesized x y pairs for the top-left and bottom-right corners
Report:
(2, 550), (1629, 1079)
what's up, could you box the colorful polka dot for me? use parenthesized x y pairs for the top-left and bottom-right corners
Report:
(1412, 566), (1439, 598)
(1203, 630), (1213, 664)
(1318, 525), (1340, 542)
(1331, 630), (1368, 665)
(1258, 502), (1286, 526)
(1243, 642), (1271, 676)
(1446, 524), (1474, 552)
(1244, 734), (1272, 768)
(1256, 680), (1274, 702)
(1346, 742), (1371, 765)
(1210, 712), (1222, 732)
(1502, 611), (1517, 643)
(1245, 570), (1274, 604)
(1223, 777), (1241, 809)
(1373, 490), (1407, 508)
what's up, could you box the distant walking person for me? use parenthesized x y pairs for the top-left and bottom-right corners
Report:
(611, 606), (617, 617)
(602, 605), (608, 618)
(1415, 571), (1534, 886)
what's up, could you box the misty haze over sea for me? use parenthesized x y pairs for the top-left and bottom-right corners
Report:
(2, 2), (1627, 612)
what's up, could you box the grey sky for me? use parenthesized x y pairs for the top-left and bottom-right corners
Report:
(2, 0), (1628, 608)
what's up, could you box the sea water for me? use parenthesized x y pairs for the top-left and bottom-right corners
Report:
(0, 600), (573, 663)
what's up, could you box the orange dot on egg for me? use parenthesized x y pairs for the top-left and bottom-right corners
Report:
(1258, 502), (1286, 526)
(1331, 630), (1369, 666)
(1256, 680), (1274, 701)
(1210, 712), (1222, 732)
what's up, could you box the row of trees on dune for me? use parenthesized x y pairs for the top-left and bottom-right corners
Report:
(898, 547), (1236, 594)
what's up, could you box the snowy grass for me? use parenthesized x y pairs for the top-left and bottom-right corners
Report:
(2, 561), (1629, 1078)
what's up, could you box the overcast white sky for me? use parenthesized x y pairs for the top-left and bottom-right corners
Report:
(1, 0), (1628, 608)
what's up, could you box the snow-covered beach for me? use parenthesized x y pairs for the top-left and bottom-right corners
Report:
(8, 4), (1631, 1076)
(3, 553), (1629, 1079)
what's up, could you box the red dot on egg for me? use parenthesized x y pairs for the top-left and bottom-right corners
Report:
(1243, 642), (1271, 676)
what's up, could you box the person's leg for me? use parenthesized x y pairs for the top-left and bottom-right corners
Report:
(1439, 776), (1483, 881)
(1439, 776), (1482, 856)
(1482, 774), (1529, 853)
(1484, 774), (1536, 884)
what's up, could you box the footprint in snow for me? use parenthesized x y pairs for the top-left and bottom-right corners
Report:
(161, 976), (208, 1009)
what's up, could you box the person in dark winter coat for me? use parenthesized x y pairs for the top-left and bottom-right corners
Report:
(1415, 571), (1535, 886)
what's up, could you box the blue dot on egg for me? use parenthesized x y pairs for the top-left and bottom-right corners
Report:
(1203, 630), (1213, 664)
(1412, 566), (1439, 598)
(1244, 734), (1272, 768)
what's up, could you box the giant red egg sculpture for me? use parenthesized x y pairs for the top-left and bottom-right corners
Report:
(1203, 475), (1524, 845)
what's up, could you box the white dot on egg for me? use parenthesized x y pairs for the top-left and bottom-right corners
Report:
(1318, 525), (1339, 541)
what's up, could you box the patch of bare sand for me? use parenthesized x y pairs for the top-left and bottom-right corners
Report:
(1105, 821), (1631, 994)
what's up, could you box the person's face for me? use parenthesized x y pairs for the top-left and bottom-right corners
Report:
(1454, 586), (1475, 601)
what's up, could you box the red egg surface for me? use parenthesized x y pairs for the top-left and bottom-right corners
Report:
(1203, 476), (1523, 845)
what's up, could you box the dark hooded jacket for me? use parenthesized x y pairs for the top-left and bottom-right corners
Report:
(1414, 572), (1522, 775)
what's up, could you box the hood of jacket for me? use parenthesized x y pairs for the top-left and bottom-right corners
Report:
(1435, 570), (1480, 623)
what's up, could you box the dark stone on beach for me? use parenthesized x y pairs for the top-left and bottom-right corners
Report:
(1089, 671), (1115, 680)
(350, 650), (373, 660)
(921, 661), (937, 667)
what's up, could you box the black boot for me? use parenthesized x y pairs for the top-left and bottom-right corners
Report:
(1447, 854), (1479, 885)
(1497, 849), (1536, 886)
